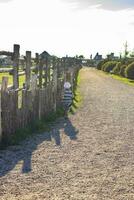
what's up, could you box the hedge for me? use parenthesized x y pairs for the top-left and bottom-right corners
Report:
(119, 65), (127, 77)
(125, 62), (134, 79)
(96, 59), (108, 70)
(102, 61), (118, 73)
(112, 62), (121, 75)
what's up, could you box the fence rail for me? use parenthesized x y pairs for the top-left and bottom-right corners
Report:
(0, 44), (81, 143)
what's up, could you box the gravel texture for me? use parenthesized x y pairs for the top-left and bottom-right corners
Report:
(0, 67), (134, 200)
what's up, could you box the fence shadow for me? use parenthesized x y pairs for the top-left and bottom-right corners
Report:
(0, 117), (78, 177)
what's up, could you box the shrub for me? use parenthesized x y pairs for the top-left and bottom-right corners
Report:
(119, 65), (127, 77)
(112, 62), (121, 75)
(102, 61), (118, 73)
(120, 58), (134, 65)
(125, 62), (134, 79)
(97, 59), (108, 70)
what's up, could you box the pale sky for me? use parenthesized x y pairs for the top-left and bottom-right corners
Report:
(1, 0), (134, 58)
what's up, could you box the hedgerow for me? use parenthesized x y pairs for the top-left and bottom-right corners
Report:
(125, 62), (134, 79)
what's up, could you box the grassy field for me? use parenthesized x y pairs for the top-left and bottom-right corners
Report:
(0, 72), (25, 88)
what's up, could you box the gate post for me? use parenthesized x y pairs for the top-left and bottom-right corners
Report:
(13, 44), (20, 89)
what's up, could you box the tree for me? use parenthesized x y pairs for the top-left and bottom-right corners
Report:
(79, 55), (84, 59)
(124, 41), (129, 58)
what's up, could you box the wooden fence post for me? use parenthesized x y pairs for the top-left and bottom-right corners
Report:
(13, 44), (20, 89)
(45, 57), (48, 86)
(25, 51), (31, 89)
(48, 59), (51, 82)
(53, 58), (57, 112)
(0, 91), (1, 142)
(35, 53), (39, 75)
(39, 59), (43, 88)
(1, 77), (9, 140)
(63, 58), (67, 82)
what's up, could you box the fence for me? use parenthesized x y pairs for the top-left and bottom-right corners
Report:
(0, 44), (81, 143)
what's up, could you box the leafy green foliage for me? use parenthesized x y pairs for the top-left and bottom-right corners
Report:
(112, 62), (121, 75)
(96, 59), (108, 70)
(102, 61), (118, 72)
(120, 58), (134, 65)
(125, 62), (134, 79)
(119, 65), (127, 77)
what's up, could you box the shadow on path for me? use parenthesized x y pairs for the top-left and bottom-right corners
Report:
(51, 116), (78, 145)
(0, 117), (78, 177)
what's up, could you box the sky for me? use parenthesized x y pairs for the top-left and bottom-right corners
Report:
(0, 0), (134, 58)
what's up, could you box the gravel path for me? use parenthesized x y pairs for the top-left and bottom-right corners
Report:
(0, 68), (134, 200)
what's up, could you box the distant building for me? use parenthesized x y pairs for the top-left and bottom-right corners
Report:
(94, 52), (102, 61)
(0, 56), (13, 66)
(107, 53), (119, 60)
(93, 52), (103, 66)
(39, 51), (51, 59)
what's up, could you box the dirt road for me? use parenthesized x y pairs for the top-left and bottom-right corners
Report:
(0, 68), (134, 200)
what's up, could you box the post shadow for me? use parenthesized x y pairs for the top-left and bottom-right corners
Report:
(0, 117), (78, 177)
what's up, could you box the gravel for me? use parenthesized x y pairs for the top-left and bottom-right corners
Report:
(0, 67), (134, 200)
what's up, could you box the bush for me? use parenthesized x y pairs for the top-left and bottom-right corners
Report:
(102, 61), (118, 73)
(96, 59), (108, 70)
(112, 62), (121, 75)
(119, 65), (127, 77)
(125, 62), (134, 79)
(120, 58), (134, 65)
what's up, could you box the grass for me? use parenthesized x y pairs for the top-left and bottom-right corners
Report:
(69, 70), (82, 114)
(98, 69), (134, 87)
(0, 72), (25, 88)
(110, 74), (134, 86)
(0, 108), (65, 149)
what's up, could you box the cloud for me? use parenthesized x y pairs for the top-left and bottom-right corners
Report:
(0, 0), (14, 3)
(62, 0), (134, 11)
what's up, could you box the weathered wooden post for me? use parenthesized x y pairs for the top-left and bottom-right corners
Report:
(39, 59), (43, 88)
(48, 59), (51, 82)
(45, 57), (48, 86)
(38, 58), (43, 120)
(25, 51), (31, 89)
(35, 53), (39, 75)
(53, 58), (58, 112)
(63, 58), (66, 82)
(0, 91), (2, 143)
(13, 44), (20, 89)
(1, 77), (9, 141)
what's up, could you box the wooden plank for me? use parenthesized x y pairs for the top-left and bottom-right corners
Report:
(31, 74), (37, 96)
(25, 51), (31, 89)
(0, 77), (8, 141)
(38, 88), (42, 120)
(45, 57), (48, 86)
(39, 60), (43, 88)
(1, 77), (9, 138)
(0, 68), (13, 73)
(0, 90), (2, 142)
(13, 44), (20, 89)
(35, 53), (39, 75)
(53, 60), (57, 112)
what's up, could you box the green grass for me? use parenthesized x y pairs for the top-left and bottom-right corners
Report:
(0, 72), (25, 88)
(69, 71), (82, 114)
(0, 107), (65, 149)
(0, 72), (13, 85)
(110, 74), (134, 86)
(98, 70), (134, 87)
